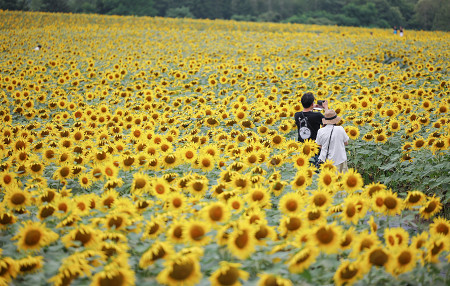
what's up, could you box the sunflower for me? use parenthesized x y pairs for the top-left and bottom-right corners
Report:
(384, 227), (409, 249)
(350, 230), (380, 258)
(13, 221), (58, 251)
(340, 196), (363, 225)
(290, 171), (311, 192)
(187, 176), (209, 197)
(130, 172), (151, 195)
(53, 164), (72, 182)
(364, 245), (393, 272)
(227, 196), (245, 213)
(246, 186), (271, 208)
(429, 217), (450, 238)
(209, 261), (249, 286)
(278, 214), (304, 238)
(403, 190), (426, 209)
(151, 177), (171, 198)
(157, 251), (203, 285)
(340, 169), (363, 192)
(104, 212), (130, 231)
(419, 196), (442, 219)
(333, 260), (367, 286)
(164, 192), (187, 212)
(3, 188), (31, 211)
(346, 126), (360, 140)
(62, 225), (100, 248)
(257, 274), (293, 286)
(292, 153), (309, 169)
(227, 220), (256, 259)
(178, 145), (197, 163)
(91, 261), (135, 286)
(300, 139), (318, 158)
(0, 210), (16, 229)
(202, 202), (230, 224)
(142, 217), (165, 240)
(311, 223), (342, 254)
(425, 234), (449, 263)
(167, 219), (186, 244)
(317, 169), (338, 192)
(305, 206), (326, 226)
(183, 219), (211, 246)
(195, 152), (216, 172)
(17, 256), (43, 275)
(287, 245), (319, 274)
(139, 241), (174, 268)
(0, 257), (18, 282)
(310, 189), (333, 209)
(279, 192), (303, 215)
(390, 246), (418, 276)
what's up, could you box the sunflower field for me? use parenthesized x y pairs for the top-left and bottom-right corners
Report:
(0, 10), (449, 286)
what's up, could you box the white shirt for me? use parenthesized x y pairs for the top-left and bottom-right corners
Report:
(316, 125), (349, 165)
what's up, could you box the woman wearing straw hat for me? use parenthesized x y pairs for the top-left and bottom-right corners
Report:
(315, 109), (349, 173)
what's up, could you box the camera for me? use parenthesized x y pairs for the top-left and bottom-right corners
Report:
(317, 100), (326, 106)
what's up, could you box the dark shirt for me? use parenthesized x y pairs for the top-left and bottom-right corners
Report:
(294, 111), (324, 142)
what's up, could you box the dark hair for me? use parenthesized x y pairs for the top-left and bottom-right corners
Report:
(301, 92), (315, 108)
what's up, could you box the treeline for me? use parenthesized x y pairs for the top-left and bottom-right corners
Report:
(1, 0), (449, 31)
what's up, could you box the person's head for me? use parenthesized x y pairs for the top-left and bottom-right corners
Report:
(301, 92), (315, 108)
(322, 109), (341, 125)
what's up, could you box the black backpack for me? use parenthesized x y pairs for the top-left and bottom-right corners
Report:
(298, 112), (311, 140)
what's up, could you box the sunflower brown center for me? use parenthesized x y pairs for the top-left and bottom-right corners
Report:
(346, 204), (356, 217)
(209, 206), (223, 221)
(75, 230), (92, 246)
(316, 227), (334, 244)
(190, 225), (205, 241)
(314, 194), (326, 207)
(235, 230), (249, 249)
(134, 178), (146, 189)
(346, 176), (357, 188)
(11, 193), (26, 205)
(340, 265), (358, 279)
(286, 217), (301, 231)
(24, 229), (41, 246)
(384, 197), (397, 209)
(169, 260), (194, 281)
(369, 249), (388, 266)
(398, 251), (412, 265)
(217, 267), (239, 286)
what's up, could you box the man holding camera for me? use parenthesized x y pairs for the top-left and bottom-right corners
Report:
(294, 92), (328, 143)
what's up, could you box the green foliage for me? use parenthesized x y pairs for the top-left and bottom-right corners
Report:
(165, 6), (194, 19)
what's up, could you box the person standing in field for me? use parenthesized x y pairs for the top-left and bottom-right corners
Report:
(315, 110), (349, 173)
(294, 92), (328, 143)
(294, 92), (329, 166)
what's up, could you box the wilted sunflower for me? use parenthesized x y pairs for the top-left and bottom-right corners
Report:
(157, 252), (202, 286)
(209, 261), (249, 286)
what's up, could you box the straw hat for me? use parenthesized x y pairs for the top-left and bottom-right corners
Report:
(322, 109), (341, 125)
